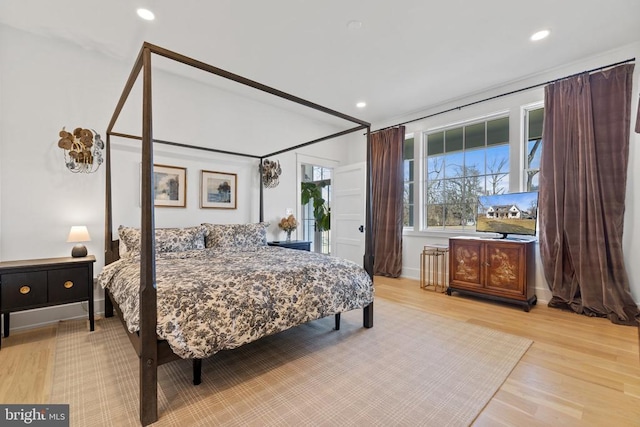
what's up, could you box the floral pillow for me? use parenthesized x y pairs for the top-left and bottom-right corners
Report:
(118, 225), (206, 257)
(202, 222), (268, 251)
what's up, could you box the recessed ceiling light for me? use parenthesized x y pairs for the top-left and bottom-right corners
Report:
(356, 101), (367, 108)
(347, 20), (363, 30)
(530, 30), (550, 41)
(137, 8), (155, 21)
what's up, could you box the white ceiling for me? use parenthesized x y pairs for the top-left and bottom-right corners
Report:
(1, 0), (639, 126)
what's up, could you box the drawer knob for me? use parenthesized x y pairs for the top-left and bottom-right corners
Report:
(19, 285), (31, 294)
(64, 281), (74, 289)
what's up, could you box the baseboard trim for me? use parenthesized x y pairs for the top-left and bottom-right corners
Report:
(1, 298), (106, 334)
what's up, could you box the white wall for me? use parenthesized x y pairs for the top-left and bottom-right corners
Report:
(0, 25), (354, 331)
(361, 41), (640, 304)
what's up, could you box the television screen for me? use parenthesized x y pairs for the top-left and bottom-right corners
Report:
(476, 191), (539, 239)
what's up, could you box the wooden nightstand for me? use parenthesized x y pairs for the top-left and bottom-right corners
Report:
(268, 240), (312, 251)
(0, 255), (95, 348)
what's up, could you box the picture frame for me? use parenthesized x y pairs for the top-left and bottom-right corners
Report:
(152, 164), (187, 207)
(200, 170), (237, 209)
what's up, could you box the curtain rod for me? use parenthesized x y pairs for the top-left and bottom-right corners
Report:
(372, 57), (635, 134)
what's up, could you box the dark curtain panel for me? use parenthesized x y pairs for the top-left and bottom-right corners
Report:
(635, 94), (640, 133)
(539, 64), (639, 325)
(371, 126), (405, 277)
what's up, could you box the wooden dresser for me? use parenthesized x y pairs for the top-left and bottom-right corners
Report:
(447, 237), (536, 311)
(0, 255), (95, 348)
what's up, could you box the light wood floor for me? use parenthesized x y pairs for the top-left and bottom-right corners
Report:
(1, 276), (639, 426)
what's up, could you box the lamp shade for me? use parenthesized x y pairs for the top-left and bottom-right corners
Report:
(67, 226), (91, 243)
(67, 226), (91, 257)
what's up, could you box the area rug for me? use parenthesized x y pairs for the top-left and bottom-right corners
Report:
(50, 299), (531, 426)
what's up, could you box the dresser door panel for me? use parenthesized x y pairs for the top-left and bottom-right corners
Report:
(450, 240), (484, 289)
(48, 267), (88, 304)
(484, 243), (525, 296)
(1, 272), (48, 310)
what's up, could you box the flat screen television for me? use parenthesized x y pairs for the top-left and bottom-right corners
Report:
(476, 191), (539, 239)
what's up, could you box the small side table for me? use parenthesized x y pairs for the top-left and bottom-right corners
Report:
(268, 240), (311, 251)
(420, 245), (449, 292)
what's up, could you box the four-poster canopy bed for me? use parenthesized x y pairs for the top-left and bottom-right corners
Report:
(102, 42), (375, 426)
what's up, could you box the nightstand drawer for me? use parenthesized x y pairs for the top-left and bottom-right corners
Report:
(48, 267), (88, 304)
(0, 271), (48, 310)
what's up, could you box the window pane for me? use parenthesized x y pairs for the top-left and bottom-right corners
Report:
(527, 138), (542, 170)
(403, 183), (412, 227)
(444, 152), (464, 179)
(528, 173), (540, 191)
(404, 137), (414, 160)
(427, 155), (444, 181)
(426, 204), (444, 227)
(464, 148), (485, 176)
(427, 132), (444, 155)
(404, 202), (413, 227)
(485, 144), (509, 194)
(486, 144), (509, 171)
(528, 108), (544, 140)
(465, 122), (485, 149)
(403, 160), (411, 181)
(445, 127), (463, 152)
(462, 200), (477, 227)
(312, 167), (322, 181)
(525, 107), (543, 193)
(426, 179), (444, 204)
(323, 168), (331, 180)
(445, 203), (464, 227)
(444, 178), (463, 205)
(487, 117), (509, 145)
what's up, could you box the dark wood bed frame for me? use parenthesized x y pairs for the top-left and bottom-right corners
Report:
(103, 42), (374, 426)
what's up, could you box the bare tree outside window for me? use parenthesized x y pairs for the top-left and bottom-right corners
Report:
(424, 116), (510, 230)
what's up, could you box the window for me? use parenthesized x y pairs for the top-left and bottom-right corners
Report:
(524, 107), (543, 191)
(403, 136), (414, 227)
(424, 116), (509, 230)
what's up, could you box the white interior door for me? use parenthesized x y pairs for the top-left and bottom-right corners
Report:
(331, 162), (366, 265)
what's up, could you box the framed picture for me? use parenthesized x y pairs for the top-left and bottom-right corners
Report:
(200, 170), (237, 209)
(153, 164), (187, 207)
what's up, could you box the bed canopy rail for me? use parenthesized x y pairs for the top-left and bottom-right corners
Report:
(104, 42), (373, 426)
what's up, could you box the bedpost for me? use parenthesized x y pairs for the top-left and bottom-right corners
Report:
(259, 158), (264, 222)
(139, 44), (159, 427)
(104, 132), (115, 320)
(363, 125), (374, 328)
(104, 133), (114, 265)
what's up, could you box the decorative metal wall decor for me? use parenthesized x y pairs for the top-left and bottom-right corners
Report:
(261, 158), (281, 188)
(57, 127), (104, 173)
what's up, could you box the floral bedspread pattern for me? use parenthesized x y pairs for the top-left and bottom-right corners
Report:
(98, 247), (374, 359)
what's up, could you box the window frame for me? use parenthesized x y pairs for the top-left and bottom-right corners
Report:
(522, 102), (544, 193)
(403, 134), (415, 228)
(401, 97), (545, 238)
(421, 111), (511, 232)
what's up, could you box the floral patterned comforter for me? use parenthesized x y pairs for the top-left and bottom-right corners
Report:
(98, 246), (374, 359)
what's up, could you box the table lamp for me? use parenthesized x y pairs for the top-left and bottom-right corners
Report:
(67, 225), (91, 257)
